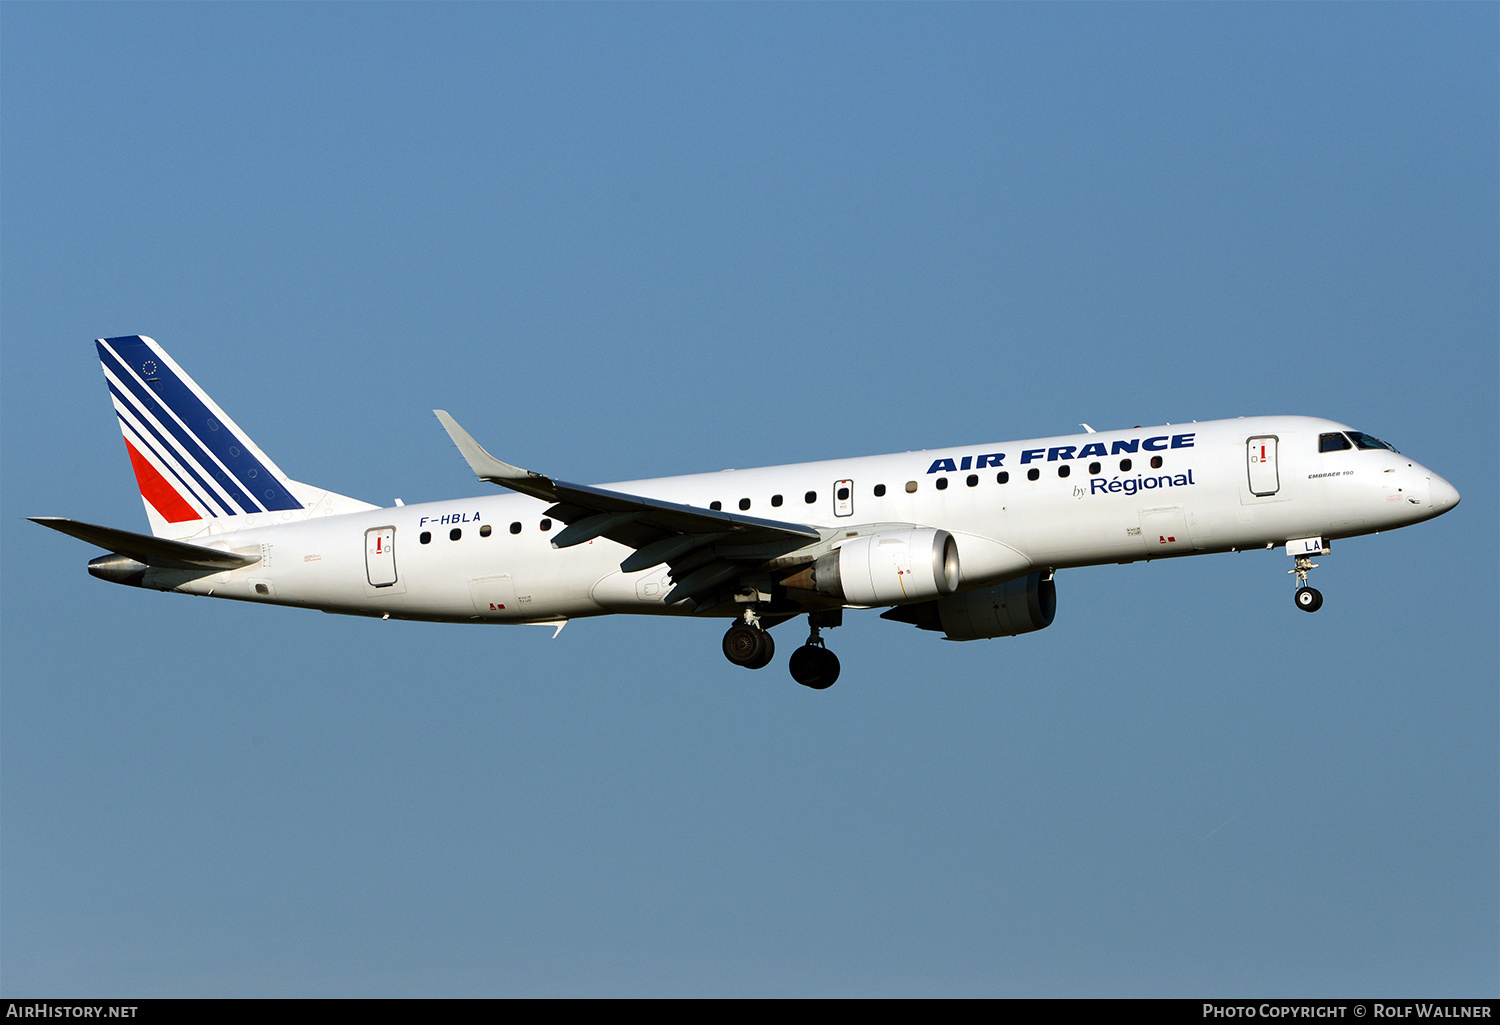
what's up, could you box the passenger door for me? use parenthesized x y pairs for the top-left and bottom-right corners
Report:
(1247, 436), (1279, 496)
(365, 527), (397, 587)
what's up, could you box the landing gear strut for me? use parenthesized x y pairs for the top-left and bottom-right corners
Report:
(1287, 537), (1328, 613)
(788, 612), (841, 690)
(722, 610), (775, 669)
(722, 608), (842, 688)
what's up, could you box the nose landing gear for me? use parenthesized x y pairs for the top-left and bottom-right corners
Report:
(1287, 537), (1330, 613)
(1294, 585), (1323, 612)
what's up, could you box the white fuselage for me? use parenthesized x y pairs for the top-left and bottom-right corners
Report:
(143, 416), (1458, 624)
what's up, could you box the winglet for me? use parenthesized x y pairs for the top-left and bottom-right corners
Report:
(433, 410), (536, 483)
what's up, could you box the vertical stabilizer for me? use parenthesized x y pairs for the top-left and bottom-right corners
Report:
(96, 335), (376, 538)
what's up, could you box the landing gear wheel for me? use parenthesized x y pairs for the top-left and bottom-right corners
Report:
(1288, 549), (1326, 613)
(1294, 586), (1323, 613)
(747, 629), (774, 669)
(789, 644), (840, 689)
(723, 623), (775, 669)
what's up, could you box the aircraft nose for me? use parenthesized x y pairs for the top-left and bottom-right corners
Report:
(1428, 473), (1460, 514)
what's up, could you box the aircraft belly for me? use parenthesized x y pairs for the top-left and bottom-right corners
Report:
(1010, 493), (1150, 564)
(947, 532), (1033, 588)
(589, 566), (678, 612)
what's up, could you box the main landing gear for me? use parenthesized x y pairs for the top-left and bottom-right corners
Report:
(788, 617), (840, 690)
(1287, 537), (1329, 613)
(722, 611), (775, 670)
(721, 609), (841, 689)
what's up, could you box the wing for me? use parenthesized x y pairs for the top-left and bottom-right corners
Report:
(434, 411), (828, 609)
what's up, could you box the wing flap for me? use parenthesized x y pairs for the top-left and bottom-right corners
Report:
(550, 511), (643, 549)
(619, 532), (728, 574)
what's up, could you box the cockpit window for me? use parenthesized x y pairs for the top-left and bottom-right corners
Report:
(1319, 433), (1352, 453)
(1347, 431), (1399, 453)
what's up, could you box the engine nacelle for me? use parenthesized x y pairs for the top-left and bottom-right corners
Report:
(784, 528), (960, 606)
(880, 571), (1056, 640)
(88, 553), (148, 588)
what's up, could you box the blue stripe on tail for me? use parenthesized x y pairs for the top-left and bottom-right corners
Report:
(98, 337), (303, 514)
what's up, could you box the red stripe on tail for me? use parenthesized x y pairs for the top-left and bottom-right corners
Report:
(124, 438), (200, 523)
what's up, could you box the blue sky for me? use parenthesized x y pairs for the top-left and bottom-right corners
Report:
(3, 4), (1494, 996)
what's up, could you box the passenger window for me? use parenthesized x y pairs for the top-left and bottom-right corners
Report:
(420, 531), (432, 544)
(804, 491), (817, 504)
(1320, 432), (1353, 453)
(771, 494), (783, 507)
(509, 522), (521, 534)
(710, 501), (722, 511)
(837, 486), (850, 500)
(935, 478), (948, 490)
(539, 519), (551, 531)
(450, 528), (462, 541)
(905, 481), (917, 493)
(479, 524), (492, 537)
(966, 474), (978, 487)
(873, 484), (886, 497)
(1027, 468), (1040, 481)
(1119, 458), (1132, 472)
(997, 471), (1009, 484)
(1058, 465), (1071, 478)
(1089, 462), (1101, 475)
(1150, 456), (1163, 469)
(739, 498), (751, 511)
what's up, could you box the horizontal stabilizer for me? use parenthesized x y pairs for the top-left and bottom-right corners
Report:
(29, 517), (261, 570)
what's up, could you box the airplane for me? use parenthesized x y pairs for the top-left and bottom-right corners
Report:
(33, 335), (1461, 689)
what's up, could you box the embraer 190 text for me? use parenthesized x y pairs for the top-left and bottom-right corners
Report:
(33, 336), (1460, 689)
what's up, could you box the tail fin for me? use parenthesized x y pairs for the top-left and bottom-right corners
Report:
(96, 335), (376, 538)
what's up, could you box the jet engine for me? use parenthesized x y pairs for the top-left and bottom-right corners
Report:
(880, 571), (1056, 640)
(782, 527), (960, 606)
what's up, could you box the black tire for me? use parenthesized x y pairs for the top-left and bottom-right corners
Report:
(788, 644), (817, 684)
(789, 645), (840, 689)
(747, 629), (775, 669)
(723, 623), (772, 668)
(1295, 586), (1324, 613)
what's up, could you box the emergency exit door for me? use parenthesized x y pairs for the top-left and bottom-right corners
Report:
(1247, 436), (1279, 496)
(834, 480), (854, 517)
(365, 526), (397, 587)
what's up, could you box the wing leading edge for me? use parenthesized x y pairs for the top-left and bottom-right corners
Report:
(433, 411), (826, 608)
